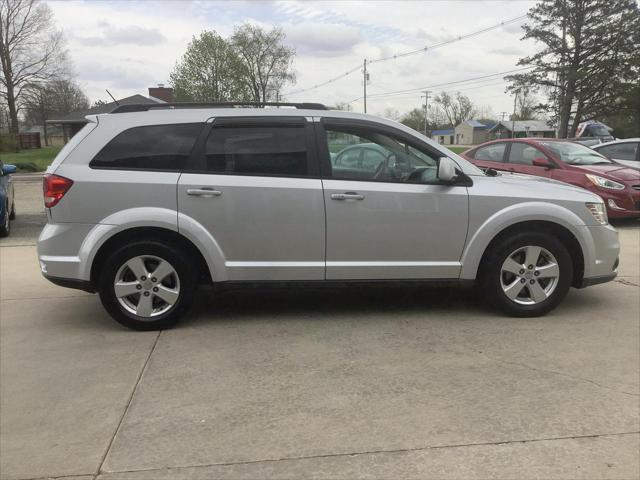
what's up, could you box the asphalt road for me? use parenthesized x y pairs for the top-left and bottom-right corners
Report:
(1, 180), (639, 480)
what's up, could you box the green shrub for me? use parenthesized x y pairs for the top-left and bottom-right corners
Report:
(14, 162), (39, 172)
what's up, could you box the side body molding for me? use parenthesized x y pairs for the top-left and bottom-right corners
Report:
(459, 202), (594, 280)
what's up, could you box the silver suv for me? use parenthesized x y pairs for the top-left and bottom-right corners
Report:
(37, 102), (619, 330)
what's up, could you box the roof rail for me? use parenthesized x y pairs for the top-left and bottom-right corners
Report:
(110, 102), (328, 114)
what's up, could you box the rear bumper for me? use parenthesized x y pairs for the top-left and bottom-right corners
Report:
(43, 273), (95, 293)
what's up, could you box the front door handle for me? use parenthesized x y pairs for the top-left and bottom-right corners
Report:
(331, 192), (365, 200)
(186, 188), (222, 197)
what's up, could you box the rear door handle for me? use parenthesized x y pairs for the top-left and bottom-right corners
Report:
(186, 188), (222, 197)
(331, 192), (365, 200)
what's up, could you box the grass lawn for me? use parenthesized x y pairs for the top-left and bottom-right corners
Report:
(445, 146), (471, 154)
(0, 145), (62, 172)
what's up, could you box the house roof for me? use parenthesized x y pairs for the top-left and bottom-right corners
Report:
(462, 120), (486, 128)
(47, 94), (163, 124)
(432, 128), (454, 136)
(490, 120), (555, 133)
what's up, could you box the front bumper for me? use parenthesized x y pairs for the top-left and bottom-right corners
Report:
(578, 224), (619, 287)
(601, 190), (640, 218)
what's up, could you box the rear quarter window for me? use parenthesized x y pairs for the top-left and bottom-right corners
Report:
(90, 123), (203, 171)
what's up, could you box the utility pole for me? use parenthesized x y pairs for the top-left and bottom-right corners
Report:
(421, 90), (431, 136)
(511, 91), (518, 138)
(500, 111), (507, 122)
(363, 58), (368, 113)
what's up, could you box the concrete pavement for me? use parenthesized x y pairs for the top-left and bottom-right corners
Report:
(1, 181), (638, 480)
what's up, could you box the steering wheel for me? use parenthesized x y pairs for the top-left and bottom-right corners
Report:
(406, 167), (438, 183)
(372, 153), (397, 180)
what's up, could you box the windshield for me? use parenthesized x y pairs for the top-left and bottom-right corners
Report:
(541, 142), (613, 166)
(584, 124), (610, 137)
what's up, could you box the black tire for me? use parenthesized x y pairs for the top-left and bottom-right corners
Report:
(480, 231), (573, 317)
(98, 240), (197, 330)
(9, 201), (15, 220)
(0, 204), (9, 237)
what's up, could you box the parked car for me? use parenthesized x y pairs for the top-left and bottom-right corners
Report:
(592, 138), (639, 171)
(0, 161), (16, 237)
(569, 120), (615, 146)
(38, 103), (619, 330)
(462, 138), (640, 218)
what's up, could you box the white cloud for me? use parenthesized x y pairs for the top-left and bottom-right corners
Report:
(48, 0), (539, 116)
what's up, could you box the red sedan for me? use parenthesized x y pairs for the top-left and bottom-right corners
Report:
(462, 138), (640, 218)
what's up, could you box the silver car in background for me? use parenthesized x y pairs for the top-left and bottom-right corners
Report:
(592, 138), (640, 170)
(37, 103), (619, 330)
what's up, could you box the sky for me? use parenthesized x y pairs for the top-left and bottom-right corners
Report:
(48, 0), (540, 118)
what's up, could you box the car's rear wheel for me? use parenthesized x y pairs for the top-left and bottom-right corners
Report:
(481, 231), (573, 317)
(98, 240), (197, 330)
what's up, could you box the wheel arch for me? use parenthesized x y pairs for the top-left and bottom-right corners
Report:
(90, 227), (212, 288)
(461, 204), (591, 287)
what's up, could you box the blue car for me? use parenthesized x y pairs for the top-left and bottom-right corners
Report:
(0, 161), (17, 237)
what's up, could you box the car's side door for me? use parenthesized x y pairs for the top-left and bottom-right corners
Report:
(178, 116), (326, 281)
(317, 118), (469, 280)
(505, 142), (555, 178)
(468, 142), (508, 172)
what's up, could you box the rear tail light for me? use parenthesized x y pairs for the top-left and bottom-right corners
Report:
(43, 174), (73, 208)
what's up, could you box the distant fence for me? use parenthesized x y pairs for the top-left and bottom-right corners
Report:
(0, 132), (42, 152)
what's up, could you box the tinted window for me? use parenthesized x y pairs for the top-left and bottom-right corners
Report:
(508, 143), (549, 165)
(325, 127), (439, 183)
(474, 143), (506, 162)
(597, 143), (638, 162)
(91, 124), (202, 170)
(204, 126), (307, 176)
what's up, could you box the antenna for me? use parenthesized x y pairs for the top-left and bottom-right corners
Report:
(106, 89), (119, 105)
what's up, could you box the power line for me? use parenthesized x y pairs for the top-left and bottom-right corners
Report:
(347, 67), (533, 103)
(283, 13), (528, 97)
(367, 14), (527, 65)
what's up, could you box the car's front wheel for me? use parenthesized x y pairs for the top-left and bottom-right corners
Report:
(481, 232), (573, 317)
(98, 240), (197, 330)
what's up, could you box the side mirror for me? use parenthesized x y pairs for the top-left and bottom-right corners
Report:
(532, 157), (552, 169)
(2, 164), (17, 175)
(437, 157), (457, 183)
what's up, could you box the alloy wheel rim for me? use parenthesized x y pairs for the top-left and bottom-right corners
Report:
(114, 255), (180, 319)
(500, 245), (560, 305)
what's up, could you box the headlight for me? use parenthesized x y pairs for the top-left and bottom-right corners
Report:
(585, 202), (608, 225)
(585, 174), (625, 190)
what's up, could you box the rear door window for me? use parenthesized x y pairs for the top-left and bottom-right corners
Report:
(473, 143), (506, 162)
(507, 143), (550, 165)
(203, 125), (309, 177)
(90, 123), (202, 170)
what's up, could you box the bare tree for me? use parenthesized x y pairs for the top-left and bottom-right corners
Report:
(433, 91), (477, 127)
(22, 78), (88, 145)
(231, 24), (295, 102)
(0, 0), (67, 134)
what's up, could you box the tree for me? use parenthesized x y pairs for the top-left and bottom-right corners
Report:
(432, 91), (476, 127)
(332, 102), (352, 111)
(381, 107), (400, 121)
(22, 78), (88, 145)
(170, 31), (247, 102)
(505, 77), (540, 120)
(0, 0), (67, 134)
(400, 108), (424, 132)
(512, 0), (640, 137)
(231, 24), (295, 102)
